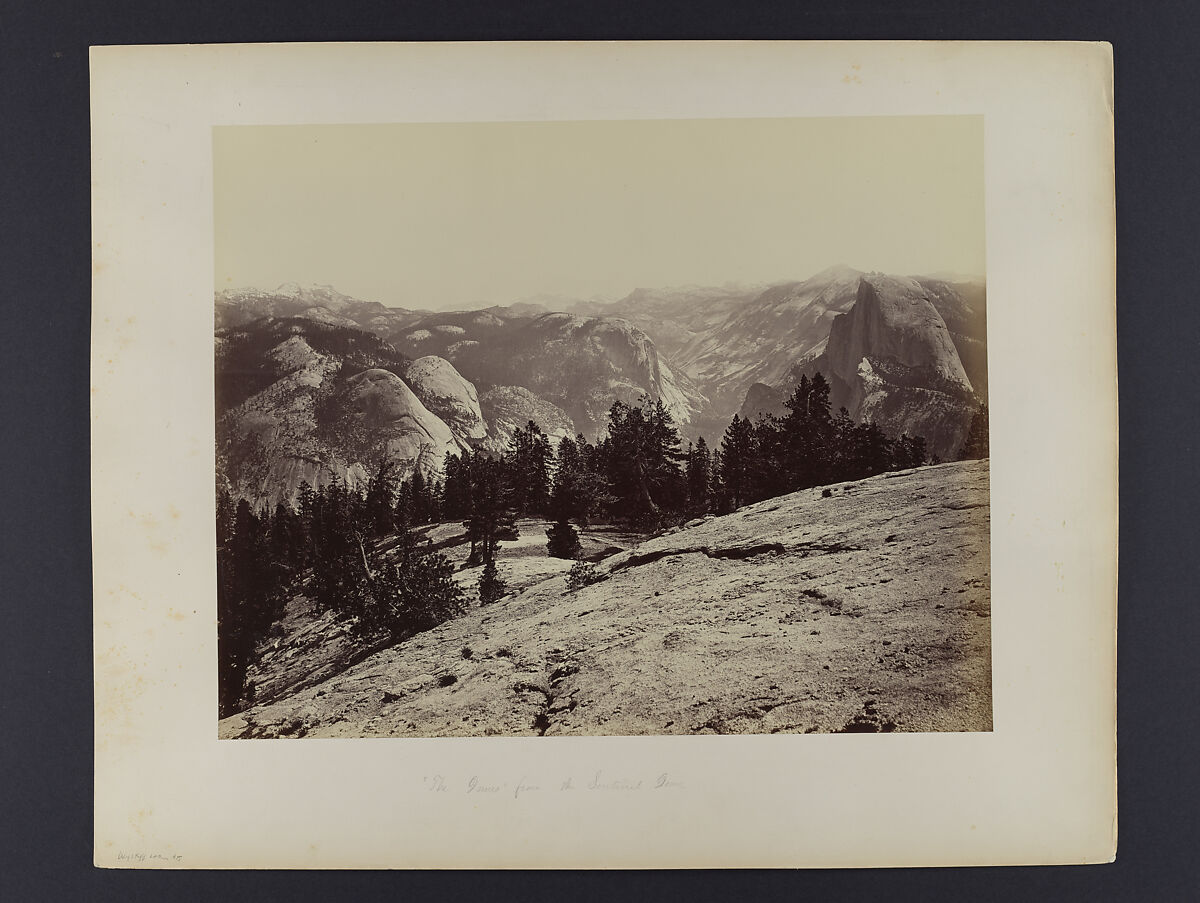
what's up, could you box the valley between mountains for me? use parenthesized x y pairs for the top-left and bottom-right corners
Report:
(215, 264), (992, 736)
(216, 265), (986, 509)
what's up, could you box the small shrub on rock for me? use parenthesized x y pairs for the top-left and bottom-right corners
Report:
(566, 560), (605, 592)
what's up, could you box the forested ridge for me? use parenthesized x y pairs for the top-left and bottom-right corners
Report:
(218, 371), (988, 716)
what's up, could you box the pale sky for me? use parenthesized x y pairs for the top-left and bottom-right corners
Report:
(214, 116), (984, 310)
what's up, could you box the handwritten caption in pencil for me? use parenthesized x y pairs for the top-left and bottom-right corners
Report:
(423, 771), (684, 799)
(115, 851), (183, 863)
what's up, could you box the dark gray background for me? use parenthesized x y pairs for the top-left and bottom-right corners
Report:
(2, 1), (1195, 899)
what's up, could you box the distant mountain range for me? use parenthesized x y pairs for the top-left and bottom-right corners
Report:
(216, 266), (986, 506)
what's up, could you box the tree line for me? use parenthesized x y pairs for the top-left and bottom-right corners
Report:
(218, 370), (986, 714)
(218, 460), (470, 716)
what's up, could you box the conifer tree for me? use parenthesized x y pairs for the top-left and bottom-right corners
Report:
(507, 421), (552, 515)
(441, 451), (466, 518)
(477, 557), (507, 605)
(218, 498), (282, 715)
(271, 500), (299, 571)
(751, 414), (790, 501)
(858, 421), (892, 476)
(550, 433), (613, 526)
(719, 414), (756, 509)
(781, 372), (834, 489)
(363, 457), (397, 537)
(894, 434), (928, 470)
(958, 402), (990, 461)
(546, 516), (583, 560)
(464, 457), (518, 567)
(296, 480), (316, 566)
(604, 397), (685, 518)
(684, 437), (712, 514)
(410, 468), (431, 525)
(546, 474), (584, 560)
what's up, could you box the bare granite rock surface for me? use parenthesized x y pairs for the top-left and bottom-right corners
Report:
(220, 459), (991, 739)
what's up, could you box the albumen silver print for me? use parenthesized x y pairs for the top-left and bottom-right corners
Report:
(213, 117), (992, 738)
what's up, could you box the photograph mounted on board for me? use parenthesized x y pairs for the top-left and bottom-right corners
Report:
(213, 116), (992, 739)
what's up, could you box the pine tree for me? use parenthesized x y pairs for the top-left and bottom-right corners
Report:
(360, 535), (466, 637)
(550, 434), (613, 526)
(685, 437), (712, 514)
(464, 457), (518, 567)
(507, 421), (552, 515)
(477, 557), (507, 605)
(958, 402), (990, 461)
(894, 434), (928, 470)
(410, 468), (431, 525)
(271, 500), (297, 570)
(604, 397), (685, 518)
(363, 457), (397, 537)
(858, 421), (892, 476)
(310, 474), (365, 615)
(829, 407), (858, 481)
(550, 435), (580, 514)
(218, 498), (282, 716)
(296, 480), (316, 567)
(441, 451), (465, 518)
(546, 516), (583, 559)
(780, 371), (835, 490)
(392, 484), (416, 570)
(547, 475), (583, 561)
(751, 415), (789, 501)
(808, 372), (833, 422)
(719, 415), (756, 509)
(427, 478), (444, 523)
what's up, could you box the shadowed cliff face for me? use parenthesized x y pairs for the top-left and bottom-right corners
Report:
(601, 267), (863, 431)
(403, 355), (487, 445)
(826, 275), (972, 395)
(776, 275), (983, 460)
(738, 381), (788, 422)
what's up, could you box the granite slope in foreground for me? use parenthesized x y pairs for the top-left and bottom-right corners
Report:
(220, 459), (991, 738)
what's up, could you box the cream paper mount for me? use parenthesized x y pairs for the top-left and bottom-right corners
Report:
(91, 41), (1117, 868)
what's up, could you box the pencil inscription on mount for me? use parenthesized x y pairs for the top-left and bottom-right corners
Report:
(214, 265), (991, 736)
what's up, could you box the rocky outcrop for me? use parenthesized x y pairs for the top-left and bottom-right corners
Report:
(215, 318), (458, 508)
(478, 385), (575, 454)
(783, 274), (982, 460)
(825, 274), (972, 396)
(403, 356), (487, 448)
(392, 310), (705, 435)
(738, 382), (787, 423)
(520, 313), (702, 429)
(615, 267), (863, 429)
(219, 459), (992, 738)
(343, 369), (458, 470)
(918, 278), (988, 400)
